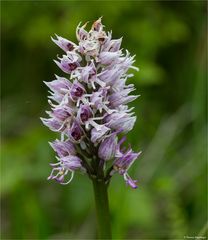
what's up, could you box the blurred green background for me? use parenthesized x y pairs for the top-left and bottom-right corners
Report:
(1, 1), (207, 239)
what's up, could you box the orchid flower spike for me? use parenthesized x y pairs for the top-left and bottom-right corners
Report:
(41, 18), (141, 188)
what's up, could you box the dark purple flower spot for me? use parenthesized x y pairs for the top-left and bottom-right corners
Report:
(98, 37), (105, 42)
(71, 125), (82, 141)
(80, 109), (92, 122)
(62, 151), (68, 157)
(74, 86), (84, 97)
(71, 130), (81, 141)
(80, 113), (88, 122)
(68, 63), (77, 71)
(67, 43), (74, 51)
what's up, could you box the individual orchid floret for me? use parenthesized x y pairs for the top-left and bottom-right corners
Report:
(45, 76), (72, 104)
(51, 34), (77, 52)
(42, 18), (141, 188)
(72, 60), (106, 88)
(113, 143), (142, 189)
(54, 53), (80, 74)
(77, 104), (93, 124)
(98, 132), (118, 161)
(50, 106), (72, 121)
(76, 22), (89, 41)
(41, 117), (63, 132)
(76, 18), (108, 58)
(49, 139), (76, 157)
(79, 39), (100, 57)
(90, 88), (113, 113)
(67, 120), (84, 142)
(91, 125), (111, 143)
(114, 149), (141, 175)
(101, 37), (123, 52)
(78, 62), (96, 84)
(108, 88), (139, 107)
(70, 81), (86, 102)
(105, 112), (136, 133)
(44, 77), (71, 94)
(97, 67), (123, 86)
(99, 51), (122, 65)
(48, 155), (83, 185)
(112, 73), (134, 91)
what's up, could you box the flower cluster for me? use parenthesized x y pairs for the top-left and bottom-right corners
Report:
(41, 18), (141, 188)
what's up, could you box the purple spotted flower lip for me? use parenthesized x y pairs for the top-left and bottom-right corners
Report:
(41, 17), (141, 188)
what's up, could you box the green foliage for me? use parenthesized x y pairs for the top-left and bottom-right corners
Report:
(1, 1), (206, 239)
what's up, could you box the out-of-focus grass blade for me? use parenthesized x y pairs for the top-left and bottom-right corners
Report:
(139, 104), (196, 183)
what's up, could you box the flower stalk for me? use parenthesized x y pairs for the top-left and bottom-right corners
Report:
(92, 178), (112, 239)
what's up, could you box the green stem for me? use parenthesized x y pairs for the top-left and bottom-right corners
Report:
(92, 178), (112, 239)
